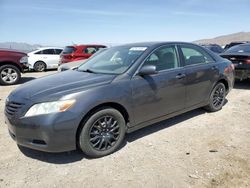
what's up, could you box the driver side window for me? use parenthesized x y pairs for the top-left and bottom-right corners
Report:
(144, 46), (179, 71)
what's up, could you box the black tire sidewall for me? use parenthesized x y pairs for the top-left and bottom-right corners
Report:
(207, 83), (226, 112)
(34, 61), (46, 72)
(0, 65), (21, 85)
(79, 108), (126, 158)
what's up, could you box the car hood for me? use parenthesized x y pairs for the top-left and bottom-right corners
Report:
(9, 70), (116, 100)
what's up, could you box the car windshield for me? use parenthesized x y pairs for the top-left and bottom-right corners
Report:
(77, 46), (147, 74)
(226, 45), (250, 53)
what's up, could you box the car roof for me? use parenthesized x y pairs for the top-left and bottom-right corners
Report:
(228, 41), (250, 45)
(201, 44), (221, 46)
(37, 47), (63, 50)
(115, 41), (200, 48)
(237, 43), (250, 47)
(68, 44), (107, 48)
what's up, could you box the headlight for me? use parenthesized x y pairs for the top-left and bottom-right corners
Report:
(20, 56), (28, 63)
(24, 99), (76, 117)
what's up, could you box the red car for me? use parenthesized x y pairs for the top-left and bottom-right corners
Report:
(59, 44), (106, 65)
(0, 49), (28, 85)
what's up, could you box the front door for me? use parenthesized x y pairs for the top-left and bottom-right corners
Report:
(131, 45), (186, 125)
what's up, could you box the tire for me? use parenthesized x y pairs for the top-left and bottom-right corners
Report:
(34, 61), (46, 72)
(0, 65), (21, 85)
(79, 108), (126, 158)
(205, 82), (226, 112)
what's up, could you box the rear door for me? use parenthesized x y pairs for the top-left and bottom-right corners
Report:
(179, 44), (219, 108)
(131, 45), (186, 125)
(43, 49), (62, 68)
(39, 49), (55, 68)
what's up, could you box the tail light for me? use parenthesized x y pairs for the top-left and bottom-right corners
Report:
(224, 63), (234, 73)
(230, 63), (235, 70)
(245, 59), (250, 64)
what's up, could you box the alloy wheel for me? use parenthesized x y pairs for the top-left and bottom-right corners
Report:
(89, 116), (120, 151)
(212, 84), (225, 108)
(0, 68), (18, 84)
(35, 62), (46, 72)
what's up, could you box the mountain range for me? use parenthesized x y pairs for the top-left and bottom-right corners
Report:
(194, 32), (250, 46)
(1, 32), (250, 51)
(0, 42), (43, 52)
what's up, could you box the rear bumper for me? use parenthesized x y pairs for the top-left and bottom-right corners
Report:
(235, 65), (250, 80)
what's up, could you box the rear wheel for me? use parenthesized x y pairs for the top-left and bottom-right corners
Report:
(0, 65), (21, 85)
(34, 61), (46, 72)
(79, 108), (126, 158)
(205, 82), (226, 112)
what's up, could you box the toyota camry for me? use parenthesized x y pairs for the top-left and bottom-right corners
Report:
(5, 42), (234, 157)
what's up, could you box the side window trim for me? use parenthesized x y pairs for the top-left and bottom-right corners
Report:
(133, 44), (181, 77)
(41, 49), (55, 55)
(179, 44), (215, 67)
(54, 49), (63, 55)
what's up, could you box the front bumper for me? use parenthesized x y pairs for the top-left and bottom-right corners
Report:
(4, 111), (80, 153)
(20, 62), (29, 72)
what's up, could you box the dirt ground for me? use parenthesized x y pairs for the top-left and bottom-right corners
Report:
(0, 71), (249, 188)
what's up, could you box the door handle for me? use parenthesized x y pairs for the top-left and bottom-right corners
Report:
(176, 73), (186, 79)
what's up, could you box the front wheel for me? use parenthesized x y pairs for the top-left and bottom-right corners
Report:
(79, 108), (126, 158)
(205, 82), (226, 112)
(0, 65), (21, 85)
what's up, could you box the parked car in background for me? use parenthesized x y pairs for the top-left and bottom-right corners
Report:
(224, 41), (250, 51)
(59, 44), (106, 65)
(201, 44), (224, 54)
(5, 42), (234, 157)
(0, 49), (28, 85)
(221, 43), (250, 80)
(58, 48), (107, 72)
(27, 47), (63, 72)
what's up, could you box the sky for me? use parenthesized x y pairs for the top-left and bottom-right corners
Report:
(0, 0), (250, 46)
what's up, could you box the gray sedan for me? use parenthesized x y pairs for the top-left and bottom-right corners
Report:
(5, 42), (234, 157)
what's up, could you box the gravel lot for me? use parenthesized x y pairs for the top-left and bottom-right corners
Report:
(0, 71), (249, 188)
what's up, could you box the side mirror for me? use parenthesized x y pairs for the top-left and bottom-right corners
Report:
(138, 65), (158, 76)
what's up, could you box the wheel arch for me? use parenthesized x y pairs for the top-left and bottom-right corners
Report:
(75, 102), (130, 148)
(34, 60), (47, 68)
(216, 78), (229, 92)
(0, 61), (22, 72)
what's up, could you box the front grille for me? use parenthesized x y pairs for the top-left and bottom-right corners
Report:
(5, 101), (24, 116)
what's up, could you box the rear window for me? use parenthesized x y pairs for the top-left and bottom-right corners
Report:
(62, 46), (76, 54)
(226, 45), (250, 53)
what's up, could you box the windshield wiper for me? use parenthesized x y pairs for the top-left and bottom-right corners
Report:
(78, 69), (96, 73)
